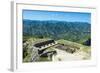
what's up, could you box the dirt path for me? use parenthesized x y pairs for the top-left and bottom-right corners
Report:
(52, 49), (89, 61)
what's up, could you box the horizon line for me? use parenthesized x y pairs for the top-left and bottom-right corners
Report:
(23, 19), (91, 24)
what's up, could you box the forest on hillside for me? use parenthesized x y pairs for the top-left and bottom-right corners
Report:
(23, 20), (91, 46)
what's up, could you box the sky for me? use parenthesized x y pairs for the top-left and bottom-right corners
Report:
(23, 10), (91, 23)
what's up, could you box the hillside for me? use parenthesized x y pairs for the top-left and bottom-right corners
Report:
(23, 20), (91, 45)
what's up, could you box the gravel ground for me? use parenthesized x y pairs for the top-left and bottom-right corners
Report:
(52, 48), (90, 61)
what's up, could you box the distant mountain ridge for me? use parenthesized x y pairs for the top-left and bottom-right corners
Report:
(23, 20), (91, 44)
(23, 19), (90, 24)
